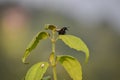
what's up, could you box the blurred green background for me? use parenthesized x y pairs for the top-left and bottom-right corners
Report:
(0, 0), (120, 80)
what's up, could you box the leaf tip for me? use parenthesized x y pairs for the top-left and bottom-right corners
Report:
(84, 50), (89, 64)
(85, 58), (88, 64)
(22, 58), (25, 63)
(22, 58), (29, 64)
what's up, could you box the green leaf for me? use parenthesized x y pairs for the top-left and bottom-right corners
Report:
(59, 35), (89, 63)
(45, 24), (57, 30)
(25, 62), (49, 80)
(22, 32), (48, 63)
(57, 55), (82, 80)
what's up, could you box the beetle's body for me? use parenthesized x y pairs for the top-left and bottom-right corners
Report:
(57, 27), (68, 35)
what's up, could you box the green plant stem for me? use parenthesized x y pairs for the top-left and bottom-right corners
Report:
(52, 31), (56, 53)
(51, 31), (57, 80)
(53, 65), (57, 80)
(52, 41), (55, 53)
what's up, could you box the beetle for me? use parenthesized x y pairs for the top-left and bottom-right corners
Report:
(56, 27), (69, 35)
